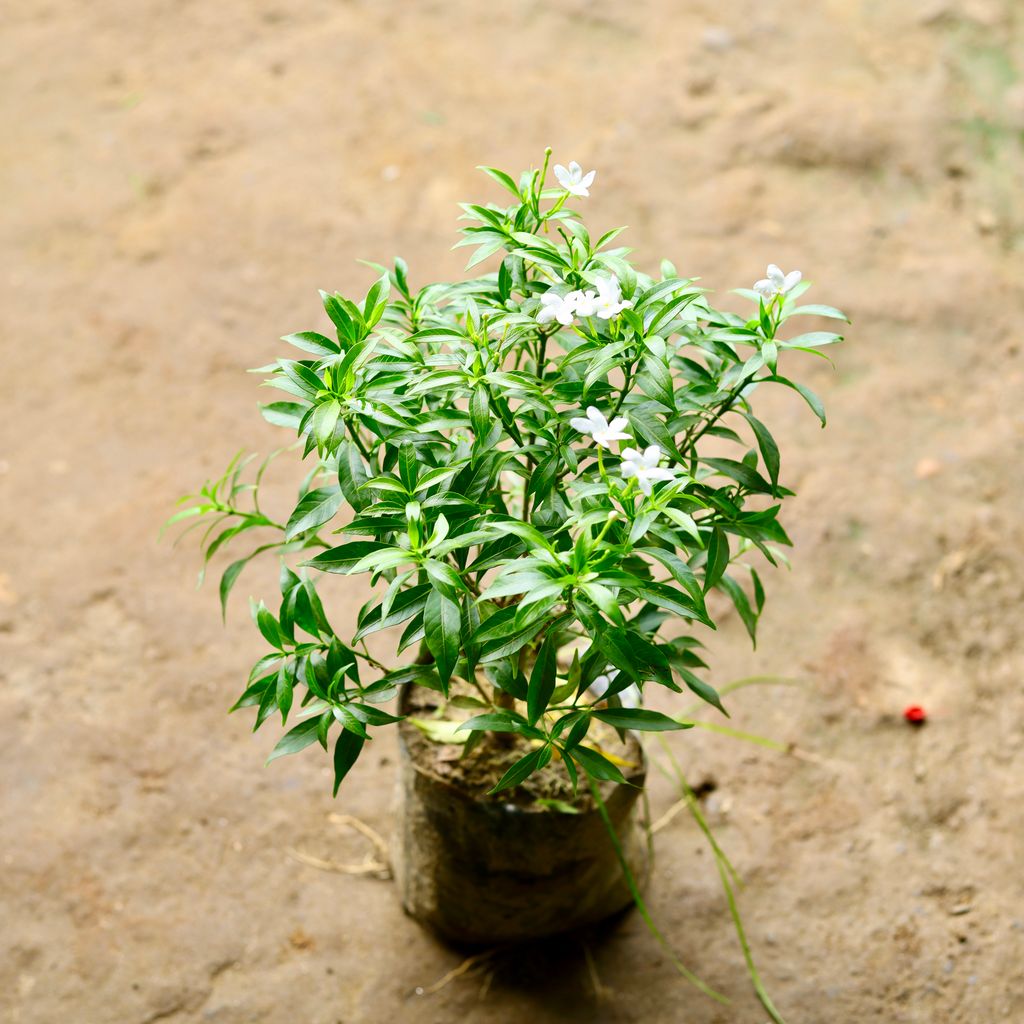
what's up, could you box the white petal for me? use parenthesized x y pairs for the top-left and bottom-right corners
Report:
(644, 445), (661, 464)
(580, 170), (596, 188)
(586, 406), (605, 426)
(569, 417), (592, 433)
(537, 307), (555, 323)
(636, 476), (654, 495)
(767, 264), (784, 285)
(753, 280), (772, 297)
(568, 161), (582, 178)
(783, 270), (802, 291)
(608, 417), (629, 434)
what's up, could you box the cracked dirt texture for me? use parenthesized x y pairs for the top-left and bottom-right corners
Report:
(2, 1), (1023, 1022)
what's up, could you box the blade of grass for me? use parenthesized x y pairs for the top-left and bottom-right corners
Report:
(676, 719), (789, 751)
(679, 674), (804, 719)
(587, 775), (730, 1006)
(655, 737), (787, 1024)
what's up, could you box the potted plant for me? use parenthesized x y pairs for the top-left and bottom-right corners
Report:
(170, 152), (845, 949)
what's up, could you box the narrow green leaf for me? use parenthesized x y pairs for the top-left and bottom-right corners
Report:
(527, 635), (558, 725)
(593, 707), (691, 732)
(704, 527), (729, 592)
(424, 588), (461, 692)
(569, 744), (627, 784)
(284, 487), (342, 540)
(741, 412), (781, 492)
(332, 729), (365, 796)
(302, 541), (387, 574)
(489, 745), (552, 794)
(266, 717), (320, 764)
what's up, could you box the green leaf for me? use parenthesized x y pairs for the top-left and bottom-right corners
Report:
(469, 385), (490, 441)
(638, 547), (705, 607)
(457, 712), (525, 734)
(478, 165), (522, 198)
(337, 440), (370, 511)
(285, 486), (342, 540)
(569, 744), (627, 784)
(303, 541), (387, 574)
(260, 401), (306, 428)
(703, 527), (729, 592)
(275, 661), (294, 721)
(593, 707), (691, 732)
(718, 573), (759, 646)
(266, 717), (320, 764)
(741, 412), (781, 492)
(770, 375), (826, 427)
(634, 581), (706, 623)
(527, 635), (558, 726)
(332, 704), (370, 739)
(478, 610), (553, 663)
(787, 304), (850, 322)
(310, 399), (341, 453)
(398, 442), (418, 491)
(353, 584), (430, 641)
(679, 668), (729, 716)
(332, 729), (365, 796)
(281, 331), (340, 356)
(255, 602), (284, 650)
(424, 588), (461, 692)
(219, 558), (249, 622)
(489, 745), (552, 794)
(702, 457), (773, 495)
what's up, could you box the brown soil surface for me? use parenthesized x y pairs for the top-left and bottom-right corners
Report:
(400, 682), (644, 808)
(3, 2), (1023, 1021)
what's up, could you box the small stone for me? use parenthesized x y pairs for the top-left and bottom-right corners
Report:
(976, 209), (998, 234)
(949, 903), (973, 916)
(915, 457), (943, 479)
(701, 27), (735, 52)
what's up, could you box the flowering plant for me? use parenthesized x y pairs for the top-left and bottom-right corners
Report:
(171, 152), (846, 797)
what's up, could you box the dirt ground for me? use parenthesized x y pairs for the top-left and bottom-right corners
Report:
(3, 1), (1024, 1021)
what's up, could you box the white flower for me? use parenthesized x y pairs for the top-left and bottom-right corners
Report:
(537, 291), (577, 326)
(569, 406), (631, 449)
(593, 275), (633, 320)
(567, 288), (599, 317)
(554, 160), (596, 197)
(754, 264), (802, 299)
(620, 445), (677, 495)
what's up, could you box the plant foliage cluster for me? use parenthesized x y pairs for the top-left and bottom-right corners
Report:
(171, 152), (846, 796)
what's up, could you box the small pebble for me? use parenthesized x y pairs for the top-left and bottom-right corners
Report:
(701, 26), (735, 51)
(976, 209), (998, 235)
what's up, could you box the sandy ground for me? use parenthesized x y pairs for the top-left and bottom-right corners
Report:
(3, 1), (1024, 1021)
